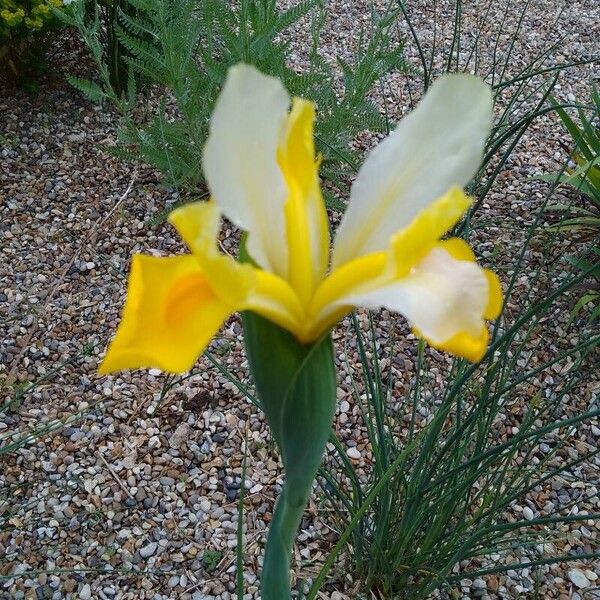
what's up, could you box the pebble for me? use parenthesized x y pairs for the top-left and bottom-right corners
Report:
(139, 542), (158, 558)
(522, 506), (535, 520)
(347, 447), (361, 460)
(568, 569), (591, 588)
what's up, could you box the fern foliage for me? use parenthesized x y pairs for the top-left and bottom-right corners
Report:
(65, 0), (410, 206)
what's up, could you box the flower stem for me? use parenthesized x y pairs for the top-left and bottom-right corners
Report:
(261, 477), (313, 599)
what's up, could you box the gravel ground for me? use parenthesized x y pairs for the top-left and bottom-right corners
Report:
(1, 1), (599, 599)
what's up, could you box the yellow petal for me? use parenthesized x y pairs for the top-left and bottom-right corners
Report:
(310, 240), (500, 362)
(99, 254), (232, 374)
(415, 326), (489, 362)
(309, 187), (471, 337)
(169, 199), (305, 336)
(389, 186), (472, 277)
(484, 269), (503, 319)
(279, 98), (330, 304)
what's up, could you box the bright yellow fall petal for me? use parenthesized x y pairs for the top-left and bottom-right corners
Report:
(484, 269), (503, 319)
(99, 254), (233, 374)
(306, 184), (501, 361)
(279, 98), (330, 304)
(415, 326), (490, 362)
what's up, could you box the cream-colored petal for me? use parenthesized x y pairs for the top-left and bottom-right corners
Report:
(330, 246), (493, 361)
(202, 64), (290, 277)
(332, 73), (492, 267)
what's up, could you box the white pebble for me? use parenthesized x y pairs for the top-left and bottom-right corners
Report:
(347, 447), (361, 460)
(568, 568), (590, 588)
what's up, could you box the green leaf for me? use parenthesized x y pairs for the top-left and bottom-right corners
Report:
(242, 311), (337, 600)
(66, 75), (106, 103)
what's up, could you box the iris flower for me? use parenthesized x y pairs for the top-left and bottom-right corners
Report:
(100, 64), (502, 374)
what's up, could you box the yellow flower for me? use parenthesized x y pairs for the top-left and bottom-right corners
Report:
(100, 65), (502, 374)
(1, 7), (24, 26)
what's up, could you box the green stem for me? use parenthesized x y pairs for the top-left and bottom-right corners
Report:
(241, 312), (336, 600)
(262, 476), (314, 599)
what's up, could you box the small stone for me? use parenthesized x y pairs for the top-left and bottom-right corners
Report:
(139, 542), (158, 558)
(347, 447), (361, 460)
(568, 568), (590, 588)
(212, 432), (226, 444)
(170, 423), (191, 450)
(79, 584), (92, 600)
(148, 436), (161, 449)
(35, 586), (52, 600)
(522, 506), (534, 520)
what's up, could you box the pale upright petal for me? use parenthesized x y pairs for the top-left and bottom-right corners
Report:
(203, 64), (290, 277)
(332, 74), (493, 267)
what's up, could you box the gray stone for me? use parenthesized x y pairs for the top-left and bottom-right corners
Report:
(568, 568), (590, 588)
(139, 542), (158, 558)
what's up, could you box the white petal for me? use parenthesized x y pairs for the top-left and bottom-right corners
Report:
(342, 247), (489, 343)
(203, 64), (290, 276)
(332, 74), (492, 267)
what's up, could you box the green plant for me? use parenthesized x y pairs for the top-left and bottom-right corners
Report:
(397, 0), (598, 229)
(202, 549), (223, 573)
(0, 0), (65, 83)
(540, 89), (600, 322)
(307, 173), (600, 598)
(79, 0), (140, 93)
(60, 0), (409, 208)
(543, 88), (600, 230)
(566, 248), (600, 323)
